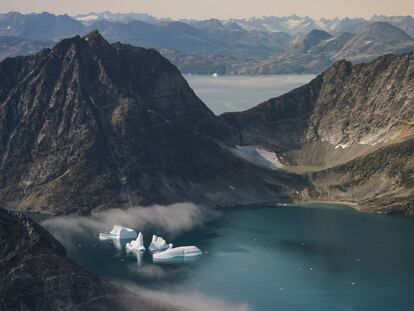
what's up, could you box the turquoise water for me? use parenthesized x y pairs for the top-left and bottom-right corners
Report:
(184, 75), (315, 115)
(32, 204), (414, 311)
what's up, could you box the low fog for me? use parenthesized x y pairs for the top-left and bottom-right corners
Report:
(121, 283), (251, 311)
(41, 203), (215, 246)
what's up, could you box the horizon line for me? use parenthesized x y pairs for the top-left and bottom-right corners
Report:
(1, 10), (413, 21)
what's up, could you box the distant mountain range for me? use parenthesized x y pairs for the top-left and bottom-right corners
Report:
(1, 12), (414, 75)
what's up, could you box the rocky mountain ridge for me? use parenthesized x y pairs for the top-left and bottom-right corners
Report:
(221, 51), (414, 214)
(0, 31), (306, 215)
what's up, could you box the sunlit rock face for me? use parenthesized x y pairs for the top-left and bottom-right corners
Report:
(221, 52), (414, 214)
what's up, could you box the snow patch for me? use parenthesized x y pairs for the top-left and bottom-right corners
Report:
(335, 143), (351, 149)
(231, 145), (283, 170)
(75, 14), (98, 22)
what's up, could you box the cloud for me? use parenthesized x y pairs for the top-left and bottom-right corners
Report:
(40, 203), (216, 247)
(121, 282), (251, 311)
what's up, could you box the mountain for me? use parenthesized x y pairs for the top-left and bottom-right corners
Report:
(90, 18), (291, 58)
(333, 22), (414, 63)
(357, 21), (413, 42)
(1, 12), (414, 76)
(238, 29), (334, 74)
(288, 29), (333, 52)
(0, 208), (178, 310)
(239, 23), (414, 75)
(0, 31), (306, 214)
(372, 15), (414, 37)
(229, 15), (368, 34)
(221, 51), (414, 214)
(0, 36), (54, 59)
(0, 11), (85, 39)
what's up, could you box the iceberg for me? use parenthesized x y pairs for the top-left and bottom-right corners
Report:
(148, 235), (172, 252)
(126, 232), (146, 252)
(152, 246), (203, 262)
(99, 225), (137, 240)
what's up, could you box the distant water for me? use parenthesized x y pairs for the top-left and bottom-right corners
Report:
(31, 204), (414, 311)
(184, 75), (315, 115)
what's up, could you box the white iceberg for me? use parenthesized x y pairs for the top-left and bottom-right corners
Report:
(152, 246), (203, 262)
(99, 225), (137, 240)
(126, 232), (146, 252)
(148, 235), (172, 252)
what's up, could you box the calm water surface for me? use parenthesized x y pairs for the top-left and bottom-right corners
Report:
(184, 75), (315, 115)
(32, 204), (414, 311)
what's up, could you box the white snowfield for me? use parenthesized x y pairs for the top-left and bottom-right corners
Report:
(148, 235), (173, 252)
(126, 232), (146, 252)
(231, 145), (283, 170)
(99, 225), (137, 240)
(152, 246), (203, 262)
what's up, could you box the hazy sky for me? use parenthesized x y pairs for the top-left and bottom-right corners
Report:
(1, 0), (414, 19)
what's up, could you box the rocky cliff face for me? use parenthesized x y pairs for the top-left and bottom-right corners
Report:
(0, 30), (306, 214)
(0, 208), (179, 310)
(222, 51), (414, 213)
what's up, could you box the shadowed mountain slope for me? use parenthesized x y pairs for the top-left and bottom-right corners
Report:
(0, 31), (306, 214)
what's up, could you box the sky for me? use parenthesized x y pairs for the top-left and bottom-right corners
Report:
(0, 0), (414, 20)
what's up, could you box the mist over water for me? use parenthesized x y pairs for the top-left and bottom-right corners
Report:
(39, 203), (214, 249)
(185, 74), (315, 115)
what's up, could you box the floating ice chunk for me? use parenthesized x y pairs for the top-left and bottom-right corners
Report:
(153, 246), (203, 262)
(99, 225), (137, 240)
(148, 235), (172, 252)
(126, 232), (146, 252)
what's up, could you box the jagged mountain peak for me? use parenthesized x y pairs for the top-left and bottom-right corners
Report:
(83, 29), (110, 47)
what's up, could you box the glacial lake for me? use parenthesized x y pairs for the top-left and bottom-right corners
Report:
(184, 74), (315, 115)
(31, 204), (414, 311)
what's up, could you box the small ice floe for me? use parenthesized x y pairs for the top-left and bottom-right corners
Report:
(212, 73), (218, 77)
(126, 232), (146, 252)
(99, 225), (137, 240)
(152, 246), (203, 263)
(276, 203), (288, 206)
(148, 235), (172, 252)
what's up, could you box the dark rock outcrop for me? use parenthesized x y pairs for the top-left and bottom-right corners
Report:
(0, 30), (307, 214)
(0, 208), (179, 310)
